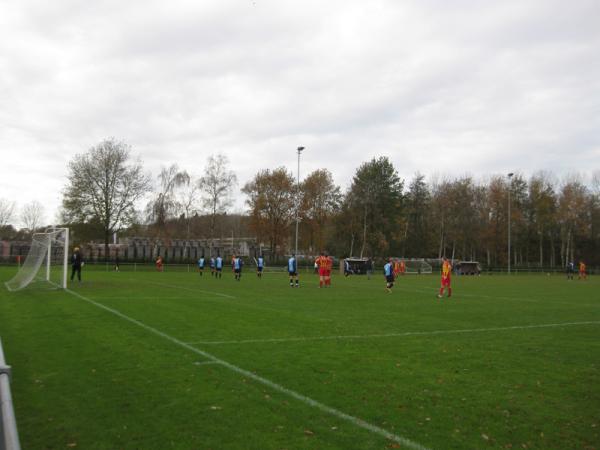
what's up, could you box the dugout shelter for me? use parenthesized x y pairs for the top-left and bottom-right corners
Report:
(456, 261), (481, 275)
(339, 257), (370, 275)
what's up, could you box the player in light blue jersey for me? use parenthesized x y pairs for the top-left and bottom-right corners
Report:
(383, 258), (394, 293)
(197, 255), (205, 276)
(210, 257), (216, 277)
(215, 255), (223, 279)
(257, 255), (264, 278)
(232, 255), (243, 281)
(288, 254), (299, 288)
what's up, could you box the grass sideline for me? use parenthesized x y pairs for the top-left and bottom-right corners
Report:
(0, 267), (598, 449)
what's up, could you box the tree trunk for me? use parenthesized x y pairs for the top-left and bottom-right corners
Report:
(438, 215), (445, 259)
(360, 205), (367, 258)
(104, 229), (110, 263)
(539, 231), (543, 267)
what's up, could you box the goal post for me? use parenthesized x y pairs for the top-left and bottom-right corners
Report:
(4, 228), (69, 291)
(404, 259), (433, 274)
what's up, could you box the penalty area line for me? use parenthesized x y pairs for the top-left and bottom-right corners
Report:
(186, 321), (600, 345)
(63, 288), (430, 450)
(144, 280), (236, 299)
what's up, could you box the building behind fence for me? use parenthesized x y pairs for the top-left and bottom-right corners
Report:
(1, 236), (261, 264)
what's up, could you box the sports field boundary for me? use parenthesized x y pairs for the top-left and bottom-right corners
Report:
(64, 288), (431, 450)
(184, 321), (600, 345)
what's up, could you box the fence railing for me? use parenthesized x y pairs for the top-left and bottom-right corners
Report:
(0, 338), (21, 450)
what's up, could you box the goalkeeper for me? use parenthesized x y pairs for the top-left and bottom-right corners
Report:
(70, 247), (84, 282)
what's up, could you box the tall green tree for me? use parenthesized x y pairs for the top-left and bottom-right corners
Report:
(347, 157), (403, 257)
(63, 138), (151, 257)
(404, 173), (431, 257)
(430, 177), (451, 259)
(558, 177), (588, 265)
(527, 172), (557, 266)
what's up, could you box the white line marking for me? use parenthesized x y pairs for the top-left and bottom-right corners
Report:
(390, 285), (600, 307)
(145, 280), (237, 299)
(193, 361), (222, 366)
(186, 321), (600, 345)
(93, 297), (205, 301)
(64, 288), (429, 450)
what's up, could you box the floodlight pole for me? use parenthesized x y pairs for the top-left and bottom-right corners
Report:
(295, 146), (305, 257)
(507, 172), (514, 275)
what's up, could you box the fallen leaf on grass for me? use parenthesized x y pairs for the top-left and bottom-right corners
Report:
(304, 430), (314, 436)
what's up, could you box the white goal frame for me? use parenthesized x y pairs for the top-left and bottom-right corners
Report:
(4, 227), (69, 291)
(404, 259), (433, 274)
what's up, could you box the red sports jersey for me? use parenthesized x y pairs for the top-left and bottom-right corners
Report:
(441, 261), (451, 280)
(325, 256), (333, 271)
(315, 256), (328, 269)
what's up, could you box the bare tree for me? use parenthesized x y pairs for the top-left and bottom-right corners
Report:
(21, 200), (45, 233)
(63, 138), (152, 257)
(175, 173), (201, 257)
(198, 154), (237, 238)
(147, 164), (190, 232)
(0, 198), (16, 228)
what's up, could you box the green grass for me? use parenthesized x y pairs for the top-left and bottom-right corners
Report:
(0, 266), (598, 449)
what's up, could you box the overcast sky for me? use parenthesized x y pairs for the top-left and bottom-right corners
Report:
(1, 0), (599, 227)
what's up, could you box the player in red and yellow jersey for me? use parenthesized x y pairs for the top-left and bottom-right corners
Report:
(578, 261), (587, 280)
(437, 257), (452, 298)
(393, 259), (400, 277)
(315, 252), (328, 288)
(399, 260), (406, 275)
(155, 255), (164, 272)
(324, 253), (334, 286)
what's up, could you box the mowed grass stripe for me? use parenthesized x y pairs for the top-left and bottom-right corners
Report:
(186, 320), (600, 345)
(64, 288), (431, 450)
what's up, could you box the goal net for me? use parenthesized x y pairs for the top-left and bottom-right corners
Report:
(4, 228), (69, 291)
(404, 259), (433, 274)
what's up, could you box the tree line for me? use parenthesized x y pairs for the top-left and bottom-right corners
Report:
(1, 138), (598, 267)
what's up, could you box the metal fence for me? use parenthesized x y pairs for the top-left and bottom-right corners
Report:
(0, 338), (21, 450)
(81, 262), (319, 274)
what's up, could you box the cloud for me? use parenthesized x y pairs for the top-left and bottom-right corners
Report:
(1, 0), (599, 225)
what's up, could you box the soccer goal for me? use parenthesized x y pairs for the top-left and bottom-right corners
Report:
(4, 228), (69, 291)
(404, 259), (433, 274)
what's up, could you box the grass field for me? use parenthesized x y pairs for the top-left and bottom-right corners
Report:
(0, 266), (598, 450)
